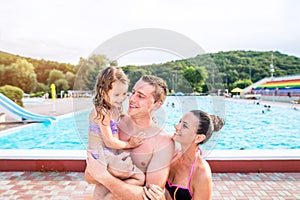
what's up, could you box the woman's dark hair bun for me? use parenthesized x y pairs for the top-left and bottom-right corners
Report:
(210, 115), (225, 132)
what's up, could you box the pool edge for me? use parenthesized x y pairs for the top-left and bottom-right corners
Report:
(0, 149), (299, 172)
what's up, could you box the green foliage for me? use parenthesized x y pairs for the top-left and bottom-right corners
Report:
(33, 59), (76, 84)
(122, 66), (148, 91)
(73, 55), (109, 90)
(54, 79), (69, 92)
(210, 50), (300, 84)
(1, 50), (299, 94)
(0, 59), (37, 93)
(232, 79), (253, 89)
(183, 66), (207, 92)
(65, 71), (76, 89)
(33, 82), (48, 93)
(0, 85), (24, 107)
(0, 51), (76, 93)
(30, 91), (46, 98)
(47, 69), (65, 84)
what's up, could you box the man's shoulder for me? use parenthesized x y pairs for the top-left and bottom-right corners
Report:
(152, 128), (174, 148)
(119, 115), (131, 127)
(149, 126), (171, 138)
(158, 129), (172, 139)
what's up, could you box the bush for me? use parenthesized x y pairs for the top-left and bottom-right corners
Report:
(30, 91), (46, 98)
(0, 85), (24, 107)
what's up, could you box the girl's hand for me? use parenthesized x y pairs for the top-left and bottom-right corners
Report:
(128, 131), (145, 148)
(143, 184), (166, 200)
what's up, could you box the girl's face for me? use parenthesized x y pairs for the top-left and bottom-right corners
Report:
(173, 112), (200, 146)
(108, 81), (128, 108)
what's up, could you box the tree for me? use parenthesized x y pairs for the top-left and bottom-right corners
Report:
(232, 79), (253, 90)
(183, 66), (206, 92)
(0, 85), (24, 106)
(0, 59), (37, 93)
(47, 69), (65, 85)
(0, 64), (6, 86)
(54, 79), (69, 92)
(74, 55), (109, 90)
(123, 67), (148, 91)
(65, 72), (75, 90)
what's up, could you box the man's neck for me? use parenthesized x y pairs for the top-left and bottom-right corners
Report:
(130, 114), (163, 139)
(131, 114), (152, 128)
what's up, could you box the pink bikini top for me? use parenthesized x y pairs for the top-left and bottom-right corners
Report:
(165, 148), (202, 200)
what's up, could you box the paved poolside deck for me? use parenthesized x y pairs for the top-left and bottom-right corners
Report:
(0, 171), (299, 199)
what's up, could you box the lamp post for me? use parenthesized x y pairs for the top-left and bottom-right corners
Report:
(270, 54), (275, 101)
(249, 66), (252, 81)
(270, 54), (275, 79)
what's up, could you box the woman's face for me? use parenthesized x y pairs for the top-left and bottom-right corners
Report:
(173, 112), (200, 146)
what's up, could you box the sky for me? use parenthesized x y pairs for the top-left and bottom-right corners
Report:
(1, 0), (300, 66)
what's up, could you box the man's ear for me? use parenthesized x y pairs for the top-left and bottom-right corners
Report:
(153, 100), (163, 110)
(195, 134), (206, 144)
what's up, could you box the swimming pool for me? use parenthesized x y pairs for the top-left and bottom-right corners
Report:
(0, 96), (299, 151)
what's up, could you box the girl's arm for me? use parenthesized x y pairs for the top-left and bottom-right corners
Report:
(100, 114), (143, 149)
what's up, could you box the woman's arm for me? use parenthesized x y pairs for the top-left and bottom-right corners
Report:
(191, 159), (212, 200)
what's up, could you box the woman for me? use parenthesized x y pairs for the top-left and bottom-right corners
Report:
(143, 110), (225, 200)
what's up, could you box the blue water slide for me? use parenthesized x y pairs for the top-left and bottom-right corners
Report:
(0, 93), (56, 123)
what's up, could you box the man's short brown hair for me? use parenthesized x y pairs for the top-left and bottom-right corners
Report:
(141, 75), (168, 104)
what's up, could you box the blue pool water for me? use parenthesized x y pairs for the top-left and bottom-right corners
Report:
(0, 96), (299, 150)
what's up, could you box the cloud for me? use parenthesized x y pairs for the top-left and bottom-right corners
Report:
(0, 0), (299, 65)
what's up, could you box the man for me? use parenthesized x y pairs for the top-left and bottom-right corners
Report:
(85, 75), (175, 200)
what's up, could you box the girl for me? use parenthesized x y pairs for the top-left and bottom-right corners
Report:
(144, 110), (225, 200)
(85, 66), (145, 199)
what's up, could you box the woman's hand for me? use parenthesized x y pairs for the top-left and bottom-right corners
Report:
(142, 184), (166, 200)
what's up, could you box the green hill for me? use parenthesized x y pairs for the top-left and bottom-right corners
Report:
(1, 50), (300, 93)
(123, 50), (300, 92)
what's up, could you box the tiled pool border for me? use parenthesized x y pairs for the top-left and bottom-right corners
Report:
(0, 149), (299, 172)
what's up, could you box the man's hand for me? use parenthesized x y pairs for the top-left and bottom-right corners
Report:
(143, 184), (165, 200)
(85, 150), (109, 183)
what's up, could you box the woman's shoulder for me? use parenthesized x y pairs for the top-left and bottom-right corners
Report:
(190, 158), (212, 199)
(194, 158), (212, 181)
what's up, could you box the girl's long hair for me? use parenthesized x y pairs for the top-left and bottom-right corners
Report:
(93, 66), (129, 123)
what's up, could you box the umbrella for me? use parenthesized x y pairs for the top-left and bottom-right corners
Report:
(231, 88), (243, 93)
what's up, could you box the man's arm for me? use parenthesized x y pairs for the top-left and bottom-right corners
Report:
(86, 153), (145, 200)
(145, 135), (174, 188)
(86, 135), (174, 200)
